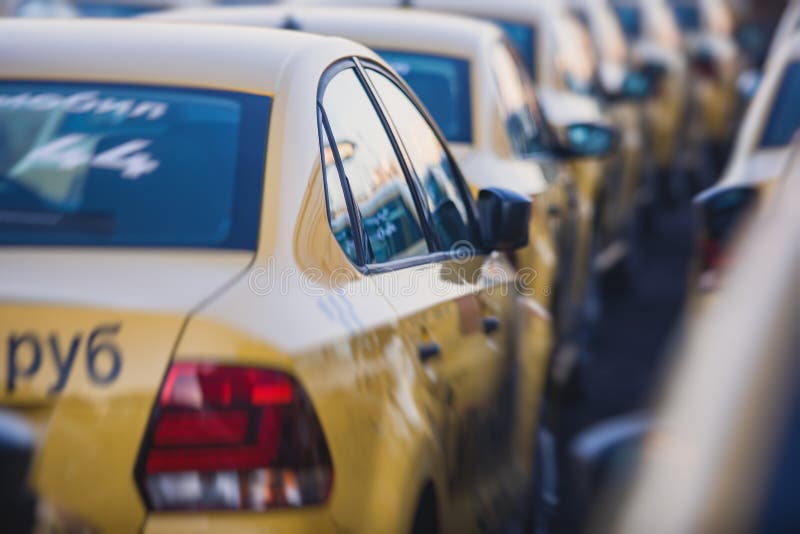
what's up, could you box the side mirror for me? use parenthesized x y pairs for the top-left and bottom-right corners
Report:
(558, 123), (619, 159)
(477, 187), (531, 251)
(615, 70), (653, 101)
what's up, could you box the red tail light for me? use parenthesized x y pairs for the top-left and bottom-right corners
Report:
(136, 363), (332, 511)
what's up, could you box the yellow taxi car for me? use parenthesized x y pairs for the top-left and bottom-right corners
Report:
(610, 0), (691, 200)
(150, 4), (620, 374)
(667, 0), (742, 171)
(567, 0), (652, 246)
(0, 19), (552, 533)
(691, 32), (800, 294)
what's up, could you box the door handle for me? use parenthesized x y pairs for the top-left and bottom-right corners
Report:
(418, 342), (441, 363)
(482, 316), (501, 335)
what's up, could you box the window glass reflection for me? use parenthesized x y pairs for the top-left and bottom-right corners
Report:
(321, 68), (429, 264)
(367, 69), (476, 251)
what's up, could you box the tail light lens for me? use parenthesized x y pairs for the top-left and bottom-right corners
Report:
(136, 363), (332, 511)
(696, 186), (756, 290)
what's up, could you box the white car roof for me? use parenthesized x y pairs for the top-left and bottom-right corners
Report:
(0, 18), (375, 96)
(149, 4), (501, 59)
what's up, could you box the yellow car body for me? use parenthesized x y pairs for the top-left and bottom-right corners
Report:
(0, 19), (551, 533)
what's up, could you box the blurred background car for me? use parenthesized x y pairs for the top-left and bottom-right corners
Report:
(609, 0), (691, 202)
(669, 0), (743, 175)
(565, 0), (656, 278)
(691, 32), (800, 295)
(595, 138), (800, 534)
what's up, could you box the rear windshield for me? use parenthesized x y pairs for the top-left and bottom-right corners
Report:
(377, 50), (473, 144)
(0, 82), (270, 248)
(612, 5), (642, 39)
(670, 2), (702, 31)
(493, 20), (538, 80)
(760, 62), (800, 149)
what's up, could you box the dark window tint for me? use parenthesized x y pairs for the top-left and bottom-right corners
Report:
(669, 2), (701, 31)
(321, 69), (428, 265)
(377, 50), (472, 144)
(494, 20), (538, 80)
(612, 5), (642, 38)
(760, 62), (800, 149)
(367, 69), (476, 250)
(0, 82), (269, 249)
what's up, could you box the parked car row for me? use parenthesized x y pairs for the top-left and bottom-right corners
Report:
(0, 0), (764, 532)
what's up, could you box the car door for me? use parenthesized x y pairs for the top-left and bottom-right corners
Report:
(317, 60), (521, 528)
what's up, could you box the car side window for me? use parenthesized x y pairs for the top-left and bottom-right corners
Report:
(366, 69), (477, 251)
(320, 68), (429, 265)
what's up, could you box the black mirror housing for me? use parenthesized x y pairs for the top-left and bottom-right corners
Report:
(477, 187), (531, 251)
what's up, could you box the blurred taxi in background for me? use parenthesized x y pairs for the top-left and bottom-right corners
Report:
(150, 3), (621, 382)
(607, 139), (800, 534)
(667, 0), (743, 172)
(0, 18), (551, 533)
(567, 0), (654, 252)
(609, 0), (690, 200)
(692, 32), (800, 295)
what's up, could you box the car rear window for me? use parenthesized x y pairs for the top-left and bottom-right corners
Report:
(493, 19), (538, 80)
(760, 62), (800, 149)
(377, 50), (473, 144)
(0, 82), (270, 249)
(612, 5), (642, 39)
